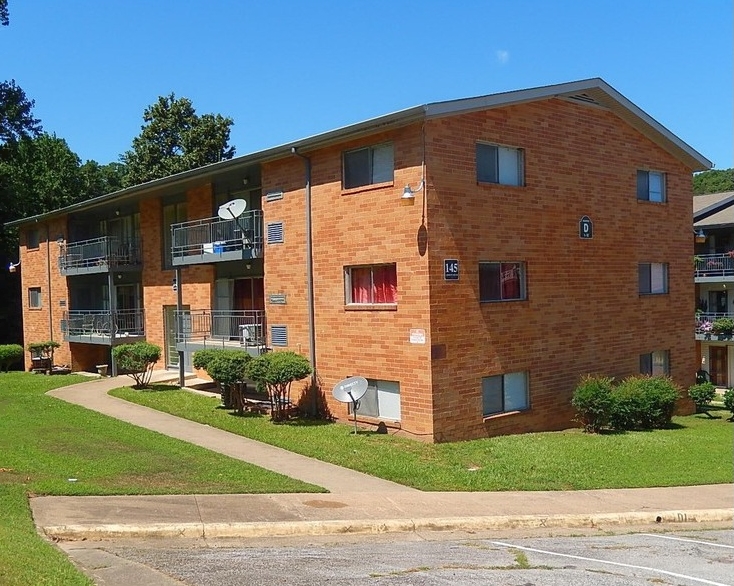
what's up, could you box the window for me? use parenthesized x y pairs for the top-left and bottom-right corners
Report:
(640, 350), (670, 376)
(27, 229), (40, 250)
(163, 201), (187, 269)
(343, 143), (394, 189)
(479, 262), (526, 302)
(637, 170), (666, 202)
(350, 379), (401, 420)
(482, 372), (529, 416)
(345, 264), (397, 304)
(28, 287), (41, 308)
(476, 143), (523, 186)
(639, 263), (668, 295)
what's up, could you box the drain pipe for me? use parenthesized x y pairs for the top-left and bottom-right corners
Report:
(291, 147), (317, 415)
(176, 266), (185, 388)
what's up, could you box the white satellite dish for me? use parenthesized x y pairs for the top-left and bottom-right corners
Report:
(218, 198), (247, 220)
(332, 376), (369, 435)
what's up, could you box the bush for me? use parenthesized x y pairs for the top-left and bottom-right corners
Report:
(723, 389), (734, 421)
(192, 349), (219, 371)
(571, 375), (614, 433)
(206, 351), (252, 411)
(0, 344), (24, 372)
(712, 317), (734, 334)
(610, 375), (680, 430)
(27, 340), (60, 360)
(245, 351), (312, 421)
(112, 342), (161, 389)
(687, 382), (717, 413)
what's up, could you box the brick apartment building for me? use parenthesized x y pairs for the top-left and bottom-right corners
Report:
(7, 78), (710, 442)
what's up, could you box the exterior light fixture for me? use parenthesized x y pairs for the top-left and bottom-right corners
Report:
(695, 229), (706, 244)
(8, 261), (20, 273)
(172, 277), (178, 292)
(401, 180), (424, 206)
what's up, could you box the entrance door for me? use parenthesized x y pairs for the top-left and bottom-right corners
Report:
(164, 305), (191, 370)
(709, 347), (728, 387)
(234, 277), (265, 311)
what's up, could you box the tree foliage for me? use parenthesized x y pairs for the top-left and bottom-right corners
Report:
(113, 342), (161, 389)
(121, 93), (234, 187)
(0, 0), (8, 26)
(245, 352), (312, 421)
(693, 168), (734, 195)
(0, 80), (41, 146)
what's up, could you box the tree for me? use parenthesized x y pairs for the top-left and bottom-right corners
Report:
(79, 160), (126, 198)
(0, 80), (42, 146)
(245, 352), (312, 422)
(113, 342), (161, 389)
(121, 93), (234, 187)
(693, 168), (734, 195)
(0, 0), (9, 27)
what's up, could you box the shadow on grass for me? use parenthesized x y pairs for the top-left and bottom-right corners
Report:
(137, 384), (180, 392)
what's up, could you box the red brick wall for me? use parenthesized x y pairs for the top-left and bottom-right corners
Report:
(425, 98), (696, 441)
(262, 124), (435, 436)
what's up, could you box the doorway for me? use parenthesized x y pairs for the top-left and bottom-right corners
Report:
(709, 346), (728, 387)
(164, 305), (191, 370)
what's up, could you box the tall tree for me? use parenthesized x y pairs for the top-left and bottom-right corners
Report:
(79, 160), (127, 198)
(0, 80), (42, 146)
(121, 93), (235, 187)
(693, 168), (734, 195)
(0, 0), (9, 26)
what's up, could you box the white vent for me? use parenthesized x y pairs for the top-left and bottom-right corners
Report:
(266, 190), (284, 202)
(267, 222), (284, 244)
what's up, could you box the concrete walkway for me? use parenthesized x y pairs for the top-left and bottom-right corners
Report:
(32, 375), (734, 541)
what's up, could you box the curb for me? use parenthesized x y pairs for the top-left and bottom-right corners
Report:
(43, 508), (734, 541)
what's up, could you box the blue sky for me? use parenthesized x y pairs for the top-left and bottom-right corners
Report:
(1, 1), (732, 170)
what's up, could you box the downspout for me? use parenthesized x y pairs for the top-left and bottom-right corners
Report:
(291, 147), (317, 415)
(176, 266), (184, 388)
(45, 223), (54, 343)
(108, 269), (117, 376)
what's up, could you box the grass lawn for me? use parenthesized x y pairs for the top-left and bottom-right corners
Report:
(111, 386), (734, 492)
(0, 373), (321, 586)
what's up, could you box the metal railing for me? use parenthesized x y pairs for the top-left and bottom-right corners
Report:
(695, 312), (734, 335)
(61, 309), (146, 341)
(171, 210), (263, 262)
(694, 253), (734, 278)
(175, 309), (267, 349)
(59, 236), (142, 273)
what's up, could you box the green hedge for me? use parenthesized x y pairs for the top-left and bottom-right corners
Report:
(0, 344), (24, 372)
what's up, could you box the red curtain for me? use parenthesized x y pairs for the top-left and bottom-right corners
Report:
(351, 265), (396, 303)
(500, 263), (520, 299)
(350, 267), (372, 303)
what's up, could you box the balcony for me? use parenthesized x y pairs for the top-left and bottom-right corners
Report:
(171, 210), (263, 266)
(175, 309), (267, 357)
(61, 309), (146, 345)
(59, 237), (142, 276)
(695, 253), (734, 282)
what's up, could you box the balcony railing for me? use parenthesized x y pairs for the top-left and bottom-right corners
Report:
(61, 309), (146, 345)
(59, 236), (142, 275)
(171, 210), (263, 266)
(694, 253), (734, 279)
(175, 309), (267, 354)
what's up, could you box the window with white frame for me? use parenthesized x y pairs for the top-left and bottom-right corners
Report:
(345, 264), (397, 305)
(640, 350), (670, 376)
(482, 372), (529, 416)
(639, 263), (668, 295)
(476, 143), (524, 186)
(479, 262), (526, 302)
(349, 379), (401, 420)
(342, 143), (394, 189)
(637, 170), (666, 202)
(28, 287), (41, 308)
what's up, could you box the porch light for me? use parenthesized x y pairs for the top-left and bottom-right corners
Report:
(695, 229), (706, 244)
(401, 181), (424, 206)
(8, 261), (19, 273)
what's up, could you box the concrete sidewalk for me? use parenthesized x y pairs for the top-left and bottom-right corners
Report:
(34, 374), (734, 541)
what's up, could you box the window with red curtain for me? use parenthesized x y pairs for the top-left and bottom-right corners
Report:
(348, 264), (397, 304)
(479, 261), (525, 302)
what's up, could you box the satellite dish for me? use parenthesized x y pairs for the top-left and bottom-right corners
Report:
(218, 198), (247, 220)
(332, 376), (369, 435)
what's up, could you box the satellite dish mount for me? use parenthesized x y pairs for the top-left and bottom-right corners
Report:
(218, 198), (252, 249)
(332, 376), (369, 435)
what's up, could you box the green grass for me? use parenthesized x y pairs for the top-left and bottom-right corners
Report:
(111, 386), (734, 492)
(0, 373), (321, 586)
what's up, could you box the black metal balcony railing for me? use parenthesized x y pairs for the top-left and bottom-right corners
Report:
(171, 210), (263, 266)
(59, 237), (142, 274)
(175, 309), (267, 351)
(694, 253), (734, 279)
(695, 312), (734, 338)
(61, 309), (146, 344)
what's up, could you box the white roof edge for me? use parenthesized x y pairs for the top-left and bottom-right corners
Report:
(424, 77), (712, 171)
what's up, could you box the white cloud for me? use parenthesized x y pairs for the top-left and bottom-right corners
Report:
(496, 50), (510, 65)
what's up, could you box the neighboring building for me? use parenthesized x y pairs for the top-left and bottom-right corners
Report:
(694, 191), (734, 386)
(7, 78), (710, 442)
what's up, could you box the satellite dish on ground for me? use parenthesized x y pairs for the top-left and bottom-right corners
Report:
(332, 376), (369, 435)
(218, 198), (247, 220)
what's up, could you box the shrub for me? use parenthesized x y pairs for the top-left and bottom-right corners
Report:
(610, 375), (680, 430)
(0, 344), (24, 372)
(27, 340), (60, 361)
(723, 389), (734, 421)
(687, 382), (717, 414)
(205, 351), (252, 411)
(712, 317), (734, 335)
(112, 342), (161, 389)
(571, 375), (614, 433)
(192, 349), (219, 371)
(245, 351), (312, 421)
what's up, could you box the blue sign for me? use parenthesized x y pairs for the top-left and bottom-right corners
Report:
(444, 259), (459, 281)
(579, 216), (593, 239)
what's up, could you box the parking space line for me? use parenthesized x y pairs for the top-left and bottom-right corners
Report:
(492, 541), (731, 586)
(640, 534), (734, 549)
